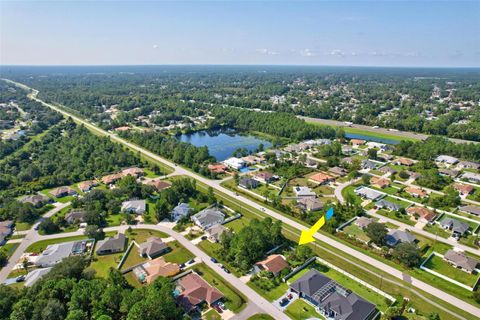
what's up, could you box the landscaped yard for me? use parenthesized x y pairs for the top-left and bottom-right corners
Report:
(423, 254), (479, 288)
(343, 224), (371, 243)
(90, 251), (124, 278)
(192, 263), (247, 312)
(163, 241), (195, 264)
(423, 224), (451, 239)
(285, 299), (321, 320)
(203, 309), (222, 320)
(374, 209), (415, 226)
(120, 246), (147, 270)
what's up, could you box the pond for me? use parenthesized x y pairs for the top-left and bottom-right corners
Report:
(345, 133), (400, 145)
(177, 130), (272, 161)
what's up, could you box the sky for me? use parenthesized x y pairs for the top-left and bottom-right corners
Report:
(1, 1), (479, 67)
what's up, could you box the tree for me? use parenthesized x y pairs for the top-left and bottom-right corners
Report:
(155, 199), (170, 221)
(84, 225), (105, 241)
(361, 174), (371, 185)
(0, 251), (7, 267)
(392, 242), (421, 267)
(365, 222), (388, 246)
(38, 218), (60, 234)
(427, 312), (440, 320)
(367, 148), (378, 160)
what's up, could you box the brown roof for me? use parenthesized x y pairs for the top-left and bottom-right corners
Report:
(256, 254), (289, 274)
(405, 186), (428, 197)
(371, 177), (390, 188)
(453, 183), (474, 195)
(143, 257), (180, 283)
(139, 237), (168, 257)
(177, 273), (224, 310)
(101, 173), (124, 185)
(208, 163), (228, 173)
(147, 179), (171, 190)
(309, 172), (334, 184)
(78, 180), (97, 191)
(407, 206), (436, 222)
(122, 167), (144, 177)
(49, 186), (76, 197)
(351, 139), (365, 145)
(395, 158), (414, 166)
(255, 172), (274, 181)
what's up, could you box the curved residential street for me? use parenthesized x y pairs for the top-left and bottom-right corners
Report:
(3, 79), (480, 319)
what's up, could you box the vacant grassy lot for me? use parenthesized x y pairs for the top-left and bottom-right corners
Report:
(343, 224), (371, 243)
(248, 279), (288, 302)
(423, 255), (479, 288)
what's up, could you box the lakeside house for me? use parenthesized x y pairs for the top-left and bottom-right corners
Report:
(223, 157), (246, 170)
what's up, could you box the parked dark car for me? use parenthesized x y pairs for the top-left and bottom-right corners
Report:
(201, 236), (208, 240)
(279, 298), (289, 307)
(210, 257), (218, 263)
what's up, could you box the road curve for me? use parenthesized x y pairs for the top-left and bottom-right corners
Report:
(5, 79), (480, 319)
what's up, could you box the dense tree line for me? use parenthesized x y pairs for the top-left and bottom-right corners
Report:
(119, 131), (216, 176)
(219, 218), (284, 272)
(0, 256), (183, 320)
(0, 198), (47, 224)
(0, 120), (141, 197)
(393, 136), (480, 162)
(208, 107), (338, 141)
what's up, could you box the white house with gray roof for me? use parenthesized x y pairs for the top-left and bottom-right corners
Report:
(121, 200), (146, 215)
(171, 203), (192, 222)
(354, 187), (383, 201)
(191, 208), (225, 230)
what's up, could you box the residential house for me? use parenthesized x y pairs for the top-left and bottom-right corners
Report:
(96, 233), (126, 255)
(139, 237), (169, 259)
(375, 199), (402, 212)
(453, 183), (474, 196)
(134, 257), (180, 284)
(176, 273), (224, 312)
(49, 186), (77, 198)
(146, 179), (171, 191)
(328, 166), (348, 177)
(370, 177), (390, 189)
(435, 155), (459, 165)
(405, 171), (421, 180)
(361, 160), (377, 170)
(459, 205), (480, 216)
(171, 203), (192, 222)
(462, 172), (480, 184)
(366, 142), (387, 151)
(354, 187), (383, 201)
(443, 250), (479, 274)
(341, 157), (354, 166)
(377, 154), (394, 162)
(206, 224), (228, 243)
(404, 186), (428, 198)
(254, 172), (277, 183)
(239, 177), (260, 189)
(0, 220), (13, 245)
(351, 139), (366, 146)
(309, 172), (335, 185)
(78, 180), (98, 192)
(289, 269), (377, 320)
(341, 145), (355, 155)
(293, 186), (316, 198)
(355, 217), (374, 229)
(254, 254), (289, 276)
(393, 158), (414, 166)
(223, 157), (246, 170)
(101, 173), (124, 185)
(121, 200), (146, 215)
(407, 207), (436, 223)
(65, 210), (87, 224)
(305, 158), (318, 168)
(457, 161), (480, 171)
(24, 267), (52, 287)
(191, 208), (225, 230)
(378, 166), (397, 175)
(122, 167), (144, 177)
(385, 230), (417, 247)
(35, 240), (87, 267)
(297, 198), (324, 212)
(440, 218), (469, 239)
(18, 194), (51, 207)
(208, 163), (228, 174)
(439, 168), (459, 178)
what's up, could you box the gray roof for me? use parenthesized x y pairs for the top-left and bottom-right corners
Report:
(24, 267), (52, 287)
(192, 208), (225, 228)
(297, 198), (324, 211)
(440, 218), (469, 234)
(19, 194), (50, 206)
(96, 233), (126, 253)
(435, 155), (459, 164)
(385, 230), (416, 246)
(355, 187), (383, 200)
(65, 210), (87, 224)
(375, 199), (402, 211)
(289, 269), (332, 297)
(458, 161), (480, 170)
(444, 250), (478, 273)
(34, 241), (77, 267)
(171, 203), (191, 218)
(459, 205), (480, 216)
(239, 178), (259, 189)
(121, 200), (146, 214)
(207, 224), (228, 241)
(379, 166), (397, 174)
(355, 217), (374, 229)
(139, 237), (168, 258)
(361, 160), (377, 169)
(462, 172), (480, 182)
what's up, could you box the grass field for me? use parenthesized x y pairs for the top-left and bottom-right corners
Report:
(203, 309), (222, 320)
(248, 279), (288, 302)
(163, 240), (195, 264)
(284, 299), (321, 320)
(192, 263), (247, 312)
(247, 314), (275, 320)
(343, 224), (371, 243)
(423, 255), (479, 288)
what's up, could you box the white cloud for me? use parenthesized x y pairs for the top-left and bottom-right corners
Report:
(152, 44), (159, 49)
(300, 48), (316, 57)
(330, 49), (345, 57)
(256, 48), (279, 56)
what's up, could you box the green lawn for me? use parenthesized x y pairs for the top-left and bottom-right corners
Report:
(120, 246), (148, 270)
(15, 222), (33, 231)
(423, 224), (451, 239)
(163, 241), (194, 264)
(0, 243), (19, 270)
(341, 184), (363, 205)
(285, 299), (321, 320)
(423, 255), (479, 288)
(248, 279), (289, 302)
(343, 224), (371, 243)
(203, 309), (222, 320)
(192, 263), (247, 312)
(26, 235), (88, 253)
(224, 216), (251, 233)
(247, 314), (275, 320)
(374, 209), (416, 226)
(126, 229), (169, 242)
(106, 214), (124, 226)
(90, 251), (124, 278)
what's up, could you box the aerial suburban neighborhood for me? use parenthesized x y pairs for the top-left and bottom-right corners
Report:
(1, 1), (480, 320)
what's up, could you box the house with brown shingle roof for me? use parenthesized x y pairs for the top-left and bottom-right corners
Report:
(453, 183), (474, 196)
(309, 172), (335, 185)
(146, 179), (171, 191)
(351, 139), (366, 146)
(78, 180), (98, 192)
(404, 186), (428, 198)
(407, 206), (436, 223)
(254, 171), (277, 183)
(49, 186), (77, 198)
(121, 167), (144, 177)
(254, 254), (289, 276)
(176, 273), (224, 312)
(370, 177), (390, 189)
(141, 257), (180, 283)
(393, 158), (414, 166)
(207, 163), (228, 174)
(101, 173), (124, 185)
(138, 237), (169, 259)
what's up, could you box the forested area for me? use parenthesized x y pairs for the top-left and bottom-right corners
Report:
(119, 131), (216, 176)
(393, 136), (480, 162)
(219, 218), (285, 272)
(0, 256), (183, 320)
(209, 107), (338, 141)
(0, 120), (141, 196)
